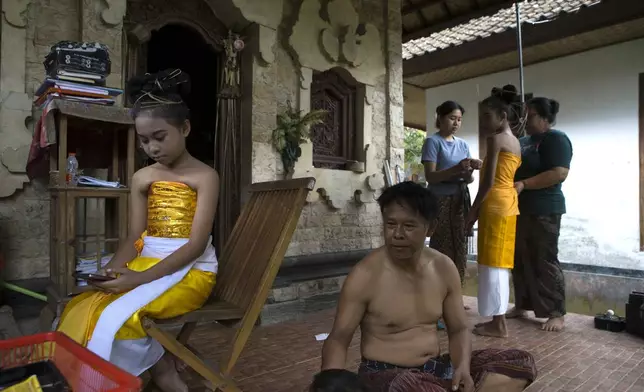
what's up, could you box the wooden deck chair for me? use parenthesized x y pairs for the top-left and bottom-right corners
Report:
(142, 177), (316, 392)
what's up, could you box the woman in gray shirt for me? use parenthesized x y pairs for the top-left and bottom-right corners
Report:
(422, 101), (481, 294)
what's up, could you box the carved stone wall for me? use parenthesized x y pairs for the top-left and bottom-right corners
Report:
(251, 0), (403, 260)
(0, 0), (403, 281)
(0, 0), (61, 280)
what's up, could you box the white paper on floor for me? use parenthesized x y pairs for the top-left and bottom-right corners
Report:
(315, 333), (329, 341)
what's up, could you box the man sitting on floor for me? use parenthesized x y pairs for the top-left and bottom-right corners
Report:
(321, 182), (537, 392)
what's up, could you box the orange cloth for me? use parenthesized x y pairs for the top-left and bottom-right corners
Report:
(478, 152), (521, 269)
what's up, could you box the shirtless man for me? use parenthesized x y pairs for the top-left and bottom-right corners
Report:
(321, 182), (537, 391)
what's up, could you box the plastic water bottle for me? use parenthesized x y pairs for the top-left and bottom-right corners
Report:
(66, 153), (79, 186)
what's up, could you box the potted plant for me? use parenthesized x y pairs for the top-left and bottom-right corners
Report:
(272, 101), (326, 177)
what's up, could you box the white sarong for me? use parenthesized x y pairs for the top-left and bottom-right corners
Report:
(87, 236), (217, 375)
(477, 264), (510, 317)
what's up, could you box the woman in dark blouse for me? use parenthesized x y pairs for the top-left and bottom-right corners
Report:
(508, 97), (573, 332)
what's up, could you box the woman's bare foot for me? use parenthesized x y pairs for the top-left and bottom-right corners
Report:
(150, 354), (189, 392)
(473, 316), (508, 338)
(541, 316), (564, 332)
(505, 307), (527, 319)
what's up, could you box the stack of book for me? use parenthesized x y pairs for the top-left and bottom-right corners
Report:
(34, 78), (123, 107)
(43, 41), (111, 86)
(48, 68), (106, 86)
(34, 41), (123, 107)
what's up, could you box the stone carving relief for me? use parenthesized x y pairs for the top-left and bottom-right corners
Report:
(0, 0), (33, 197)
(292, 59), (382, 211)
(257, 24), (276, 65)
(2, 0), (31, 27)
(1, 146), (29, 173)
(0, 166), (28, 198)
(366, 173), (385, 192)
(317, 188), (347, 210)
(101, 0), (127, 26)
(289, 0), (385, 86)
(231, 0), (282, 30)
(354, 190), (370, 205)
(0, 90), (38, 196)
(126, 0), (227, 46)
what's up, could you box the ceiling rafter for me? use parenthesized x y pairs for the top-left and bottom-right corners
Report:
(402, 0), (443, 16)
(403, 0), (644, 78)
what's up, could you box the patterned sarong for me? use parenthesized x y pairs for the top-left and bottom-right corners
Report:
(513, 214), (566, 318)
(429, 184), (471, 287)
(358, 348), (537, 392)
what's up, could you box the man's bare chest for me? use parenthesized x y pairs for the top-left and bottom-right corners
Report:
(366, 285), (444, 330)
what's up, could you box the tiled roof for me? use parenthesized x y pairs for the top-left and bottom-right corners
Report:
(402, 0), (603, 60)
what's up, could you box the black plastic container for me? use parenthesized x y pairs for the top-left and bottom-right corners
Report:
(594, 313), (626, 332)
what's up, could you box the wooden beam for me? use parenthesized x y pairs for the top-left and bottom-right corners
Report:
(441, 2), (452, 18)
(404, 0), (644, 78)
(404, 122), (427, 131)
(402, 0), (442, 16)
(639, 73), (644, 251)
(404, 0), (517, 41)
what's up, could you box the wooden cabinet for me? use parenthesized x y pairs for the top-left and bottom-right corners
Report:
(43, 100), (136, 312)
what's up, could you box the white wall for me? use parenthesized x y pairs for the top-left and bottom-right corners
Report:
(425, 38), (644, 271)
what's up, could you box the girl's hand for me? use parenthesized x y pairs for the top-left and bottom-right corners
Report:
(95, 268), (118, 278)
(92, 268), (147, 294)
(514, 181), (525, 195)
(464, 209), (478, 234)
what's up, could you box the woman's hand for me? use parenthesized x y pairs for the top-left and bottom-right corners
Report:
(451, 159), (472, 179)
(91, 268), (148, 294)
(514, 181), (525, 195)
(469, 159), (483, 170)
(457, 158), (472, 170)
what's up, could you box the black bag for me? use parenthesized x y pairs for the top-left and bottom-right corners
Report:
(44, 41), (111, 78)
(625, 291), (644, 338)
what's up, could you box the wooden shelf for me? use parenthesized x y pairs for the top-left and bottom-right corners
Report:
(46, 104), (135, 305)
(49, 186), (131, 194)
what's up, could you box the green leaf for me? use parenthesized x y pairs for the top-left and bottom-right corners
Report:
(404, 127), (426, 165)
(271, 102), (328, 168)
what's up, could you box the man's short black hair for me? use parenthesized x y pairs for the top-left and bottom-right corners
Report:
(377, 181), (439, 223)
(310, 369), (366, 392)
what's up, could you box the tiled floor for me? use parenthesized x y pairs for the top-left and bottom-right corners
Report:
(176, 297), (644, 392)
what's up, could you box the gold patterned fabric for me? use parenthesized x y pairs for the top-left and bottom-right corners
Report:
(57, 181), (217, 346)
(58, 257), (215, 342)
(147, 181), (197, 238)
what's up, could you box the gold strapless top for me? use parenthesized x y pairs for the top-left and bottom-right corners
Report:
(147, 181), (197, 238)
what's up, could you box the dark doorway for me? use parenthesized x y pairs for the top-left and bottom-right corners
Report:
(145, 24), (223, 247)
(146, 24), (218, 167)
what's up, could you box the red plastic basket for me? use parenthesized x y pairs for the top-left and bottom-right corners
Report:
(0, 332), (142, 391)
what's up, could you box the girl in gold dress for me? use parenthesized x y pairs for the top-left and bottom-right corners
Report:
(465, 85), (522, 338)
(57, 69), (219, 392)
